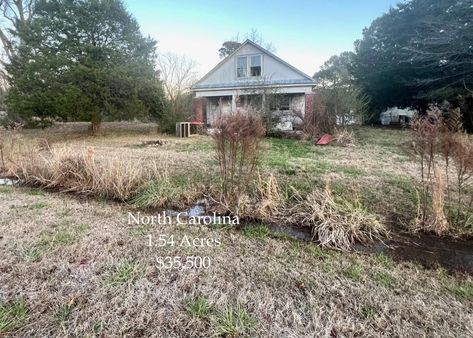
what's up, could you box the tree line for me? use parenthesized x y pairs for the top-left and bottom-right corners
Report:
(314, 0), (473, 131)
(1, 0), (471, 132)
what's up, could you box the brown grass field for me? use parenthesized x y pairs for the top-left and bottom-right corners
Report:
(0, 122), (472, 337)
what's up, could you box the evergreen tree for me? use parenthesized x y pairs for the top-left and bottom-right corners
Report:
(6, 0), (165, 131)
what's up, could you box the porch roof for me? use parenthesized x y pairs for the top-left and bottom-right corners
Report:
(192, 78), (315, 90)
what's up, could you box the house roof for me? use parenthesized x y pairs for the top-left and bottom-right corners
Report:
(191, 40), (316, 90)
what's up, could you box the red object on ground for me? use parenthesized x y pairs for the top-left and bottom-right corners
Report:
(316, 134), (333, 145)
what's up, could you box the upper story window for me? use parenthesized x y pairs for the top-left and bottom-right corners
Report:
(250, 55), (261, 76)
(236, 56), (247, 78)
(236, 54), (262, 78)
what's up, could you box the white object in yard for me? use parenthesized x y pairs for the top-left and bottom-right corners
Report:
(275, 121), (293, 131)
(380, 107), (417, 125)
(176, 122), (191, 137)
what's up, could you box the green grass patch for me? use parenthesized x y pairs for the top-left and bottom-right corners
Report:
(241, 224), (297, 241)
(24, 224), (88, 262)
(446, 281), (473, 301)
(127, 223), (154, 237)
(130, 174), (203, 209)
(0, 186), (12, 194)
(185, 296), (212, 320)
(342, 264), (363, 281)
(25, 188), (46, 196)
(214, 304), (256, 337)
(241, 224), (273, 239)
(361, 305), (378, 320)
(0, 300), (29, 333)
(374, 253), (394, 268)
(373, 271), (396, 288)
(306, 245), (331, 259)
(28, 202), (48, 210)
(55, 303), (75, 323)
(105, 260), (144, 287)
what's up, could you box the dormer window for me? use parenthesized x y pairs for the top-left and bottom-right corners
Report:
(236, 54), (262, 78)
(250, 55), (261, 76)
(236, 56), (247, 78)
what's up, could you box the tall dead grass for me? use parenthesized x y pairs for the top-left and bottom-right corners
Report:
(9, 144), (167, 202)
(222, 174), (387, 250)
(288, 180), (387, 250)
(408, 104), (473, 234)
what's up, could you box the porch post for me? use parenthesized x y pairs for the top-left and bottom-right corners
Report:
(231, 94), (237, 112)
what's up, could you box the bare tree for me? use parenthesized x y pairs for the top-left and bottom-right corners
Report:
(156, 52), (198, 131)
(0, 0), (34, 86)
(219, 28), (276, 59)
(157, 52), (197, 104)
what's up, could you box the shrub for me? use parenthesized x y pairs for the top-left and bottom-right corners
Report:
(212, 109), (265, 200)
(407, 104), (473, 233)
(304, 92), (335, 137)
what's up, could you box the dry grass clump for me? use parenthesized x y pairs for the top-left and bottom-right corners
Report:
(0, 125), (26, 174)
(288, 181), (387, 250)
(10, 145), (166, 201)
(334, 128), (356, 147)
(222, 174), (387, 250)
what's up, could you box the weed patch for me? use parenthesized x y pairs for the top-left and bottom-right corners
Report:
(446, 281), (473, 301)
(105, 260), (144, 287)
(0, 300), (29, 333)
(342, 264), (363, 281)
(55, 303), (75, 323)
(361, 305), (378, 320)
(28, 202), (48, 210)
(214, 304), (256, 337)
(373, 271), (396, 288)
(306, 245), (331, 259)
(374, 253), (394, 268)
(185, 296), (212, 320)
(23, 224), (88, 261)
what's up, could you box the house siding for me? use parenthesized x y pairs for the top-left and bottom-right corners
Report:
(196, 44), (310, 88)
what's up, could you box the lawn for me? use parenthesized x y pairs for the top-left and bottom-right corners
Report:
(0, 122), (472, 336)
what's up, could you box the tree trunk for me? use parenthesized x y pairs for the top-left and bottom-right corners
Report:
(88, 113), (102, 135)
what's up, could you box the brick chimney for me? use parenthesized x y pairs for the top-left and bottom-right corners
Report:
(193, 98), (204, 123)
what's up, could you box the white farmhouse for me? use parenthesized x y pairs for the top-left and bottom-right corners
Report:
(191, 40), (316, 130)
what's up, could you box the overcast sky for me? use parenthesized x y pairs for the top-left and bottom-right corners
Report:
(124, 0), (401, 78)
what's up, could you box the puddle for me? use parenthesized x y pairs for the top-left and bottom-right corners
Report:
(0, 178), (19, 186)
(268, 224), (313, 241)
(355, 234), (473, 274)
(165, 199), (208, 217)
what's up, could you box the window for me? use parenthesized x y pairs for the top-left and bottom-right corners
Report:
(236, 56), (247, 78)
(270, 95), (291, 111)
(236, 54), (263, 78)
(250, 55), (261, 76)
